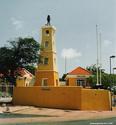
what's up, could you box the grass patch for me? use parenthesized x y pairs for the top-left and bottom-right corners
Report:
(0, 113), (54, 119)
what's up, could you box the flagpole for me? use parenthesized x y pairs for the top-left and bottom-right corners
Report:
(99, 32), (102, 85)
(65, 56), (67, 74)
(96, 24), (99, 86)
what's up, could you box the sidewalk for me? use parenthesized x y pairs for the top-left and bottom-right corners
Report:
(0, 106), (116, 124)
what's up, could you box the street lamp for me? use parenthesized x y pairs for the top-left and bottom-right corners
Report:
(110, 55), (115, 74)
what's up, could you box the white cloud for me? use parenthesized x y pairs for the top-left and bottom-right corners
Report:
(11, 17), (23, 30)
(61, 48), (82, 59)
(103, 40), (112, 47)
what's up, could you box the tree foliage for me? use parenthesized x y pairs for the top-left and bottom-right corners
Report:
(86, 64), (104, 75)
(86, 64), (116, 89)
(0, 47), (14, 74)
(0, 37), (40, 82)
(8, 37), (40, 67)
(61, 73), (67, 81)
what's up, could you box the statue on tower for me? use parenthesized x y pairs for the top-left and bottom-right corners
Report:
(47, 15), (51, 25)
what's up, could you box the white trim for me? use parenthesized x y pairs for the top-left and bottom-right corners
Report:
(65, 74), (92, 79)
(41, 25), (56, 30)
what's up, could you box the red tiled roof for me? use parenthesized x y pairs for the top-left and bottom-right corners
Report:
(68, 67), (92, 75)
(17, 68), (33, 77)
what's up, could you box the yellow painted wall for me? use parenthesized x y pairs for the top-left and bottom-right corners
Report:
(38, 26), (57, 72)
(35, 71), (59, 86)
(81, 89), (111, 111)
(13, 86), (111, 110)
(37, 52), (54, 71)
(54, 71), (59, 86)
(68, 78), (76, 86)
(41, 26), (56, 52)
(16, 78), (25, 87)
(13, 86), (81, 110)
(35, 26), (59, 87)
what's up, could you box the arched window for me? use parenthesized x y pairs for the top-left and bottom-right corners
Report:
(45, 41), (49, 48)
(44, 58), (49, 65)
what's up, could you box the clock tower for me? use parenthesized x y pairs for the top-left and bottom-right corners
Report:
(35, 16), (59, 86)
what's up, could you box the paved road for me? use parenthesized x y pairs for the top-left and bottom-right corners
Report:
(0, 106), (116, 124)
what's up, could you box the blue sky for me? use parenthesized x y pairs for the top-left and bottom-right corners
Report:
(0, 0), (116, 76)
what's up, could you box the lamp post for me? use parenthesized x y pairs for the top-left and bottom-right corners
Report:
(113, 67), (116, 88)
(110, 56), (115, 74)
(112, 67), (116, 107)
(109, 56), (115, 110)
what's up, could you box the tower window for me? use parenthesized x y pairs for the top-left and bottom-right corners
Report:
(38, 56), (43, 64)
(45, 41), (49, 48)
(42, 78), (48, 86)
(45, 30), (49, 36)
(44, 58), (48, 64)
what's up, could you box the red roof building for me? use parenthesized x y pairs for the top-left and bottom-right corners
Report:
(65, 67), (92, 87)
(16, 68), (34, 87)
(69, 67), (92, 76)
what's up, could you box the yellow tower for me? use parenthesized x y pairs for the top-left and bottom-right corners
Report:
(35, 16), (59, 86)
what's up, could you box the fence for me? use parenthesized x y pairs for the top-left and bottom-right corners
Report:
(0, 84), (14, 97)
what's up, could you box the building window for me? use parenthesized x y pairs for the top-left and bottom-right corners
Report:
(45, 41), (49, 48)
(76, 79), (85, 87)
(45, 30), (49, 36)
(44, 58), (48, 65)
(42, 79), (48, 86)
